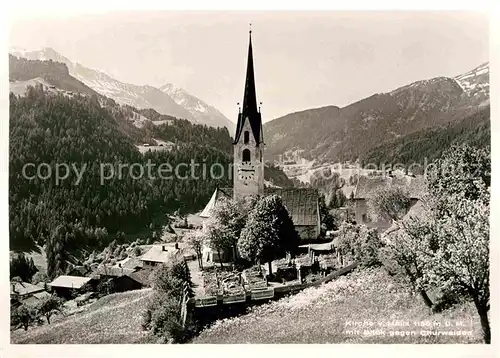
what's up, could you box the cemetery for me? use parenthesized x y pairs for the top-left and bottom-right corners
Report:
(191, 249), (358, 310)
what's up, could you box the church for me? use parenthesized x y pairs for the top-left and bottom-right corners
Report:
(199, 29), (321, 260)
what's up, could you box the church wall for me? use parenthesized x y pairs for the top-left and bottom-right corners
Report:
(233, 118), (264, 201)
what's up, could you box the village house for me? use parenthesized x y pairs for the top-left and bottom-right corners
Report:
(114, 256), (143, 270)
(92, 265), (143, 293)
(10, 281), (50, 308)
(48, 275), (95, 299)
(198, 29), (322, 264)
(140, 242), (196, 269)
(353, 173), (426, 231)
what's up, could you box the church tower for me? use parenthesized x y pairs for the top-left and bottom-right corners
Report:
(233, 28), (264, 201)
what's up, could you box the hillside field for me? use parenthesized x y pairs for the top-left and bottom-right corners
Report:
(11, 268), (484, 344)
(193, 268), (483, 344)
(11, 289), (154, 344)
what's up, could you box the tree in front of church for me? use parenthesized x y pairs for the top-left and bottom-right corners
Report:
(185, 230), (204, 269)
(202, 198), (247, 267)
(367, 185), (411, 222)
(238, 195), (299, 275)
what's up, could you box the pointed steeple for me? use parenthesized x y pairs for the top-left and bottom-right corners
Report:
(242, 29), (258, 117)
(234, 27), (262, 144)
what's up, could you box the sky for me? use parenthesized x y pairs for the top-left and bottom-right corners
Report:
(9, 11), (489, 121)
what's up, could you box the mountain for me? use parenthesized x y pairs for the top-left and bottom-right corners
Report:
(264, 62), (490, 167)
(9, 47), (233, 130)
(362, 105), (490, 167)
(453, 62), (489, 106)
(8, 56), (294, 252)
(9, 54), (99, 97)
(9, 76), (234, 255)
(159, 83), (235, 133)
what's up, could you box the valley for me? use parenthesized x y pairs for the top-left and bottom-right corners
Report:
(8, 27), (490, 346)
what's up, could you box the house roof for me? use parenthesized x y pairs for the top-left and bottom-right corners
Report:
(48, 275), (92, 289)
(115, 257), (143, 270)
(94, 265), (136, 277)
(199, 187), (320, 226)
(299, 241), (334, 251)
(354, 174), (426, 200)
(140, 243), (195, 263)
(21, 291), (51, 306)
(127, 269), (154, 286)
(10, 281), (45, 296)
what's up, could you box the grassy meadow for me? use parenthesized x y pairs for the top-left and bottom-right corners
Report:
(11, 289), (154, 344)
(193, 268), (483, 344)
(11, 268), (483, 344)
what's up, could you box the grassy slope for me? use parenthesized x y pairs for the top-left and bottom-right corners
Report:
(193, 268), (483, 344)
(11, 289), (154, 344)
(11, 269), (484, 344)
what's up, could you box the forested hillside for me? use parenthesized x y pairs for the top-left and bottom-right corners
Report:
(9, 55), (98, 96)
(9, 85), (292, 264)
(9, 87), (232, 262)
(264, 63), (490, 164)
(362, 105), (490, 166)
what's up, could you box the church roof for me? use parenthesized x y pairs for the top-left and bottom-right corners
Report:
(199, 187), (320, 227)
(233, 30), (263, 144)
(354, 174), (426, 200)
(199, 187), (233, 218)
(268, 188), (320, 226)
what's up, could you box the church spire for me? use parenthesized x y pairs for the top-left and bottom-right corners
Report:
(242, 26), (258, 117)
(233, 26), (262, 144)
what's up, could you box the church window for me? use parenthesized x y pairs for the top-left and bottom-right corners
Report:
(244, 131), (250, 144)
(242, 149), (251, 162)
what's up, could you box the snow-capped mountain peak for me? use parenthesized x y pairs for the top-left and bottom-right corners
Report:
(9, 46), (233, 130)
(159, 83), (233, 130)
(453, 62), (489, 103)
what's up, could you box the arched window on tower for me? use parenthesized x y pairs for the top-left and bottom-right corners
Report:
(244, 131), (250, 144)
(242, 149), (251, 162)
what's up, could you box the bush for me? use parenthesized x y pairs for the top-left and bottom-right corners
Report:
(432, 293), (458, 313)
(357, 227), (383, 267)
(37, 295), (64, 324)
(10, 253), (38, 282)
(31, 272), (49, 285)
(143, 292), (190, 343)
(97, 278), (116, 297)
(143, 254), (196, 343)
(11, 304), (40, 331)
(133, 247), (142, 257)
(337, 223), (383, 267)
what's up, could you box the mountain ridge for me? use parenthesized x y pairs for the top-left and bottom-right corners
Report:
(264, 62), (489, 166)
(9, 46), (234, 131)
